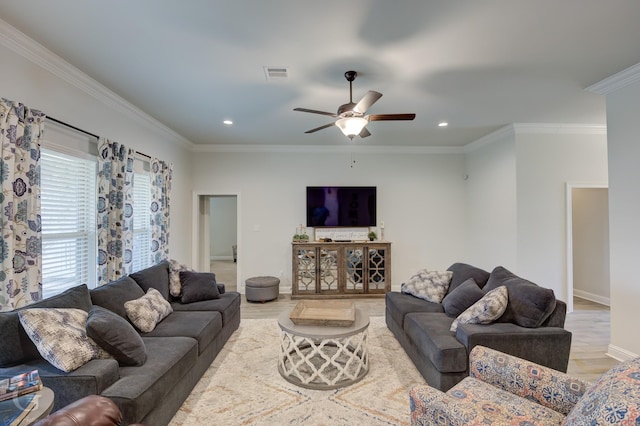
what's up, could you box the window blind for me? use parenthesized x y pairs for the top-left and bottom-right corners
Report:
(41, 149), (97, 298)
(132, 172), (151, 272)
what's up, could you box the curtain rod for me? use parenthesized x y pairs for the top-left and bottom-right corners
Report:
(47, 116), (151, 159)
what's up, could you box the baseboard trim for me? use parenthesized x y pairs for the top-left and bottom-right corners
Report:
(607, 344), (638, 362)
(211, 256), (234, 261)
(573, 289), (610, 306)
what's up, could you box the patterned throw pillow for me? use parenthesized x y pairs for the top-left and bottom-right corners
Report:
(450, 286), (508, 333)
(169, 259), (193, 297)
(18, 308), (109, 372)
(401, 269), (453, 303)
(564, 356), (640, 425)
(124, 288), (173, 333)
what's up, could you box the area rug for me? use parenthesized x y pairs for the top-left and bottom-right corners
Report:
(169, 316), (426, 425)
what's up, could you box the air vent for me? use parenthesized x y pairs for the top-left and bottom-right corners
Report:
(264, 66), (289, 81)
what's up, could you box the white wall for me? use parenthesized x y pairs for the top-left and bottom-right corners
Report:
(0, 35), (193, 265)
(604, 76), (640, 359)
(514, 130), (608, 302)
(464, 131), (517, 271)
(572, 188), (610, 303)
(190, 149), (467, 292)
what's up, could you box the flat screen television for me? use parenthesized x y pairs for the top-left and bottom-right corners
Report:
(306, 186), (376, 227)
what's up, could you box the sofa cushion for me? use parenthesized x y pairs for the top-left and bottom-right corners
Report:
(384, 292), (444, 329)
(179, 271), (220, 303)
(124, 289), (173, 333)
(101, 336), (198, 424)
(87, 306), (147, 366)
(0, 285), (93, 367)
(129, 261), (171, 301)
(171, 292), (241, 326)
(441, 278), (485, 318)
(484, 266), (557, 328)
(401, 270), (453, 303)
(168, 259), (194, 298)
(450, 286), (508, 333)
(90, 276), (145, 319)
(18, 308), (108, 372)
(404, 312), (467, 373)
(564, 356), (640, 425)
(142, 311), (222, 355)
(446, 263), (491, 292)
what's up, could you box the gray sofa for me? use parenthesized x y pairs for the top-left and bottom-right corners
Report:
(385, 263), (572, 392)
(0, 261), (241, 425)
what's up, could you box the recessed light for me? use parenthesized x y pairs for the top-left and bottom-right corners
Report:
(438, 122), (448, 127)
(223, 120), (233, 125)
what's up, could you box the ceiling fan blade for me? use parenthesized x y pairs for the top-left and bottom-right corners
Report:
(359, 127), (371, 138)
(353, 91), (382, 114)
(294, 108), (337, 117)
(304, 123), (335, 134)
(368, 113), (416, 121)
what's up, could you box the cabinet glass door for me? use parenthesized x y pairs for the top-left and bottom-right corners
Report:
(367, 248), (386, 292)
(295, 247), (317, 294)
(318, 249), (339, 293)
(345, 247), (365, 292)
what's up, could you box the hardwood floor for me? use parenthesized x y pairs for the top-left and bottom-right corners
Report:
(211, 261), (619, 382)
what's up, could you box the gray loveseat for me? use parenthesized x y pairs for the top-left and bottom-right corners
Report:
(385, 263), (572, 392)
(0, 261), (241, 425)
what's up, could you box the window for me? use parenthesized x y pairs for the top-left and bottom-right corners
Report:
(41, 149), (97, 298)
(132, 171), (151, 272)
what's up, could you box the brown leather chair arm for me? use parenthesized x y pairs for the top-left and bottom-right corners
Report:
(34, 394), (140, 426)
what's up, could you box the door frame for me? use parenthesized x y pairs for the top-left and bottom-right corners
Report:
(192, 191), (241, 289)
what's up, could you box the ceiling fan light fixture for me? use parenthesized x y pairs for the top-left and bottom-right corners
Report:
(335, 117), (368, 138)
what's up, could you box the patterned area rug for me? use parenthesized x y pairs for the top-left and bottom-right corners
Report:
(169, 316), (426, 425)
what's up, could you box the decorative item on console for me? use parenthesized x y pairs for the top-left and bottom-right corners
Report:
(293, 224), (310, 242)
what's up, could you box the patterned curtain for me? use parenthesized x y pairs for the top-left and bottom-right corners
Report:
(97, 138), (135, 285)
(0, 98), (45, 310)
(150, 158), (172, 264)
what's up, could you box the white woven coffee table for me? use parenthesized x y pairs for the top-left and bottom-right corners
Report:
(277, 307), (369, 390)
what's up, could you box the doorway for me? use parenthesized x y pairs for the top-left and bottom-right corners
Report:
(566, 184), (609, 312)
(194, 193), (239, 292)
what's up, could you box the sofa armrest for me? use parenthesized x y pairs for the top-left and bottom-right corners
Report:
(409, 385), (467, 426)
(456, 322), (572, 372)
(467, 345), (590, 415)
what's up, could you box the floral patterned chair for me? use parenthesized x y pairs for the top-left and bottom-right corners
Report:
(410, 345), (640, 425)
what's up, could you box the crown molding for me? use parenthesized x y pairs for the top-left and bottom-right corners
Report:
(513, 123), (606, 135)
(587, 62), (640, 95)
(190, 143), (464, 154)
(463, 125), (516, 153)
(0, 18), (194, 149)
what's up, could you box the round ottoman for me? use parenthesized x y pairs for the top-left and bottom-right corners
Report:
(245, 276), (280, 302)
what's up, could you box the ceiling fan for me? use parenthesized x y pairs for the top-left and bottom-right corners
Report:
(294, 70), (416, 140)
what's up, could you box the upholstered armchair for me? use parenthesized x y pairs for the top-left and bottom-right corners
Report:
(410, 345), (640, 425)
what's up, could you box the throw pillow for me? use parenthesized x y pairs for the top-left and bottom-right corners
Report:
(86, 306), (147, 366)
(441, 278), (485, 317)
(124, 288), (173, 333)
(450, 286), (508, 333)
(401, 270), (453, 303)
(169, 259), (194, 297)
(179, 271), (220, 304)
(446, 263), (491, 292)
(564, 356), (640, 425)
(484, 266), (557, 328)
(90, 276), (145, 319)
(18, 308), (109, 372)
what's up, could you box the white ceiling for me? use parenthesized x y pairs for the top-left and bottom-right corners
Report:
(1, 0), (639, 148)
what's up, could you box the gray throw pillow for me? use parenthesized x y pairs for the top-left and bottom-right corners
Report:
(90, 276), (145, 319)
(441, 278), (485, 317)
(124, 288), (173, 333)
(446, 263), (491, 292)
(18, 308), (109, 372)
(484, 266), (557, 328)
(130, 261), (171, 300)
(86, 306), (147, 366)
(450, 286), (509, 333)
(179, 271), (220, 304)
